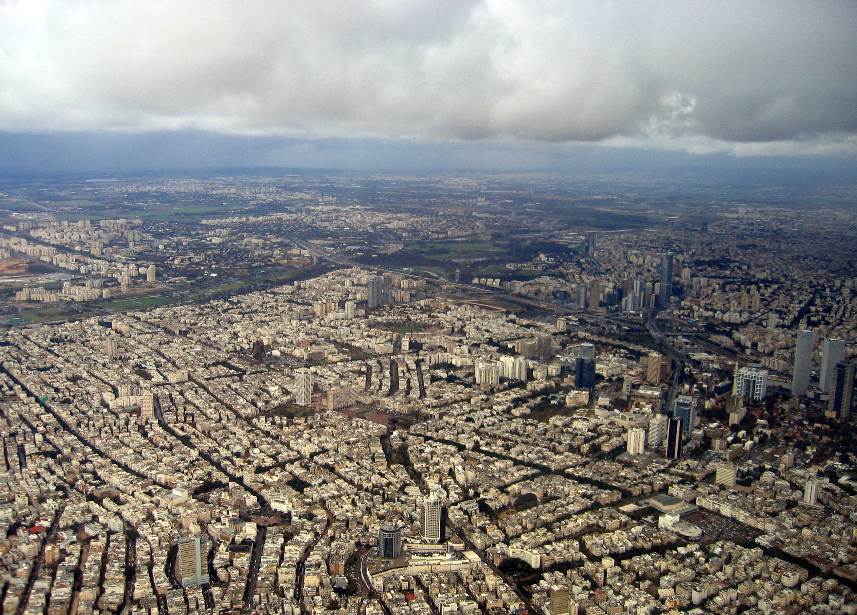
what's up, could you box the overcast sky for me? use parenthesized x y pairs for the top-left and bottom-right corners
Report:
(2, 0), (857, 172)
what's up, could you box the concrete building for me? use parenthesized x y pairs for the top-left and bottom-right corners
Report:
(715, 465), (737, 488)
(648, 414), (669, 450)
(627, 427), (646, 455)
(659, 253), (673, 308)
(733, 365), (768, 401)
(295, 370), (313, 406)
(176, 536), (208, 588)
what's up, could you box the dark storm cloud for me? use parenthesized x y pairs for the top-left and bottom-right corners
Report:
(1, 0), (856, 154)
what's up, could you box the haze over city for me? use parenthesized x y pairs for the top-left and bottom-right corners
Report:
(1, 2), (857, 615)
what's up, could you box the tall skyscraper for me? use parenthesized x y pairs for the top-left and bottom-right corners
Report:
(672, 395), (695, 437)
(574, 358), (596, 389)
(791, 329), (814, 396)
(829, 361), (855, 420)
(146, 264), (156, 283)
(658, 253), (673, 308)
(666, 417), (683, 460)
(626, 427), (646, 455)
(819, 338), (846, 394)
(733, 365), (768, 401)
(584, 231), (597, 258)
(377, 522), (402, 559)
(176, 536), (209, 588)
(295, 370), (312, 406)
(367, 275), (383, 309)
(423, 494), (442, 542)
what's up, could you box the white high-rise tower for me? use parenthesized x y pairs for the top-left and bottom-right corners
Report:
(423, 494), (442, 542)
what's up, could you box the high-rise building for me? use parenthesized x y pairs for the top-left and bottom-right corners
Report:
(658, 253), (673, 308)
(499, 355), (528, 382)
(295, 370), (312, 406)
(648, 414), (669, 449)
(829, 361), (855, 420)
(584, 231), (597, 258)
(367, 275), (383, 309)
(377, 522), (402, 559)
(588, 280), (601, 311)
(791, 329), (814, 396)
(646, 353), (671, 385)
(423, 494), (442, 542)
(819, 338), (846, 394)
(176, 536), (209, 588)
(672, 395), (695, 437)
(715, 465), (737, 488)
(344, 300), (357, 319)
(105, 335), (118, 360)
(626, 427), (646, 455)
(146, 264), (156, 283)
(574, 358), (596, 389)
(732, 366), (768, 401)
(803, 479), (818, 506)
(666, 417), (683, 460)
(474, 360), (500, 388)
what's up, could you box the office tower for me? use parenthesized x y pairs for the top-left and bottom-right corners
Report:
(666, 417), (683, 460)
(549, 587), (578, 615)
(658, 253), (673, 308)
(295, 370), (312, 406)
(829, 361), (855, 420)
(732, 365), (768, 401)
(803, 479), (818, 506)
(537, 334), (554, 360)
(646, 353), (671, 385)
(715, 465), (737, 488)
(584, 231), (597, 258)
(146, 264), (156, 283)
(574, 358), (596, 389)
(176, 536), (209, 588)
(381, 274), (393, 305)
(575, 284), (587, 309)
(423, 494), (442, 542)
(819, 338), (846, 394)
(475, 360), (500, 388)
(626, 427), (646, 455)
(791, 330), (814, 396)
(556, 317), (567, 333)
(377, 522), (402, 559)
(588, 280), (601, 310)
(648, 414), (669, 449)
(672, 395), (695, 437)
(345, 300), (357, 319)
(367, 275), (383, 309)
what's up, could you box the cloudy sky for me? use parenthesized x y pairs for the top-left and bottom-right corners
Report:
(1, 0), (857, 173)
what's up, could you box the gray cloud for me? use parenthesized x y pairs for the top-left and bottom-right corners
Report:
(1, 0), (856, 155)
